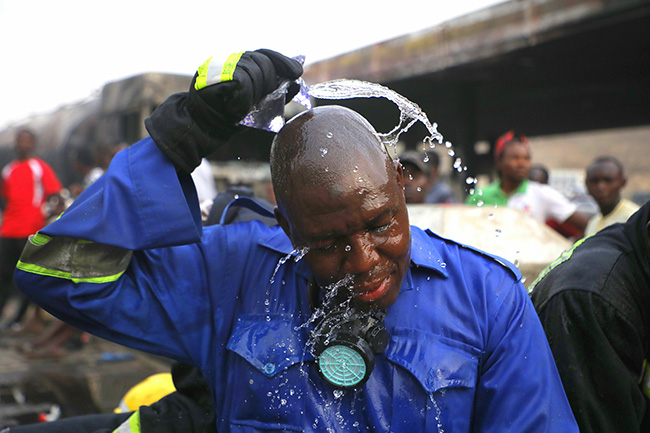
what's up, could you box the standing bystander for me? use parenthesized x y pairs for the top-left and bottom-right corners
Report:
(0, 129), (63, 332)
(399, 150), (458, 204)
(529, 164), (549, 185)
(584, 156), (640, 237)
(466, 130), (589, 236)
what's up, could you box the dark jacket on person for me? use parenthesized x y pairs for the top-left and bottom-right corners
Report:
(531, 200), (650, 433)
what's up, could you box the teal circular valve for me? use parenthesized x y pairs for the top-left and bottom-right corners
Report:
(318, 344), (367, 388)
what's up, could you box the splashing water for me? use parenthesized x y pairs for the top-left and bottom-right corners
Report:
(266, 247), (310, 313)
(308, 79), (443, 150)
(429, 394), (445, 433)
(270, 247), (310, 284)
(307, 79), (472, 198)
(296, 274), (355, 333)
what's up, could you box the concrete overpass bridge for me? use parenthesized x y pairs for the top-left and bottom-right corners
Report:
(301, 0), (650, 181)
(2, 0), (648, 194)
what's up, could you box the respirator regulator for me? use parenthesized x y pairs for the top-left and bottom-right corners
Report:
(309, 302), (389, 389)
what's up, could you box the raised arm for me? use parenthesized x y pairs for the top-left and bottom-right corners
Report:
(14, 49), (303, 362)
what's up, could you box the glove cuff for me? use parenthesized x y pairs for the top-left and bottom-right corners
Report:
(145, 92), (239, 175)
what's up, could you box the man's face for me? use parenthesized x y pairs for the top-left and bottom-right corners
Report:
(15, 131), (35, 159)
(497, 142), (531, 184)
(280, 161), (411, 311)
(585, 161), (625, 208)
(402, 163), (430, 204)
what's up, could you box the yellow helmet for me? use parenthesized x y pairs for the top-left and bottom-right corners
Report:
(114, 373), (176, 413)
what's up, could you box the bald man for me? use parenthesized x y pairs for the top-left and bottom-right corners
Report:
(14, 50), (577, 432)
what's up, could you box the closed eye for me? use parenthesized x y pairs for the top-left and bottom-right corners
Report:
(370, 223), (390, 234)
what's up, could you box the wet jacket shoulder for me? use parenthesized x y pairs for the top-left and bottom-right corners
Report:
(531, 201), (650, 433)
(398, 226), (578, 432)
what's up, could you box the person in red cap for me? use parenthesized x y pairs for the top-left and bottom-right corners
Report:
(466, 130), (589, 236)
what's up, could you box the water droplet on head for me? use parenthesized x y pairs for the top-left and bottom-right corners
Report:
(320, 148), (328, 157)
(344, 245), (351, 252)
(423, 154), (430, 163)
(353, 166), (359, 172)
(326, 132), (333, 139)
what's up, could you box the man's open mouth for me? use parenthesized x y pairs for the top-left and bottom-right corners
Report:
(354, 276), (391, 303)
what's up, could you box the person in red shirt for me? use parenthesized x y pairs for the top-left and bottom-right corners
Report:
(0, 129), (62, 331)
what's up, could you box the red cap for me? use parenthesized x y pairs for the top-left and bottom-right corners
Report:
(495, 130), (528, 159)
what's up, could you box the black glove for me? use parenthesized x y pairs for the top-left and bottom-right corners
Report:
(145, 49), (303, 175)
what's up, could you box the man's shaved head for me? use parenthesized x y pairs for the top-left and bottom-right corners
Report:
(270, 105), (410, 310)
(271, 106), (393, 217)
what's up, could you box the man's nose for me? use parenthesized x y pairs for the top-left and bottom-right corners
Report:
(594, 180), (608, 191)
(342, 233), (380, 275)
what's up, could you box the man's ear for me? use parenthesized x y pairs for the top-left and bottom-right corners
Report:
(274, 207), (294, 245)
(393, 160), (405, 191)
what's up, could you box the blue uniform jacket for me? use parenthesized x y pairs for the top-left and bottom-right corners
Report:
(15, 137), (578, 432)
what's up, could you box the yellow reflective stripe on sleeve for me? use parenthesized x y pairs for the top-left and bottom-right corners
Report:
(129, 410), (141, 433)
(641, 359), (650, 399)
(19, 235), (132, 283)
(16, 260), (126, 284)
(527, 236), (590, 294)
(31, 232), (51, 246)
(194, 51), (245, 91)
(112, 410), (141, 433)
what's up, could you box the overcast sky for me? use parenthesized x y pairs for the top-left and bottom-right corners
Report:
(0, 0), (504, 129)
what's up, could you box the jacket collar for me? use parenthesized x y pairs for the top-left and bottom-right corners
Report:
(409, 227), (449, 278)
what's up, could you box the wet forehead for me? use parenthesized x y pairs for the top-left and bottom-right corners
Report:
(587, 161), (622, 179)
(288, 168), (397, 240)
